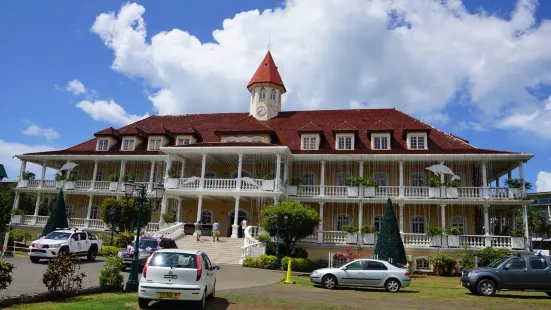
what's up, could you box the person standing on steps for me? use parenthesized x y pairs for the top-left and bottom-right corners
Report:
(212, 220), (220, 242)
(240, 218), (247, 238)
(194, 221), (202, 242)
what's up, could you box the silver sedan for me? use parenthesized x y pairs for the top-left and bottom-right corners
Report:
(310, 259), (411, 292)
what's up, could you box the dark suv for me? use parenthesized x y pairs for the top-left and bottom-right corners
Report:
(461, 253), (551, 297)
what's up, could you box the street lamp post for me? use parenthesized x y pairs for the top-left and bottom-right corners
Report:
(271, 214), (288, 269)
(124, 178), (165, 292)
(109, 207), (116, 246)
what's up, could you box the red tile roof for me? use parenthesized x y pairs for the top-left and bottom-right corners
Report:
(94, 127), (121, 138)
(24, 108), (518, 155)
(367, 120), (394, 132)
(247, 51), (286, 92)
(333, 121), (358, 133)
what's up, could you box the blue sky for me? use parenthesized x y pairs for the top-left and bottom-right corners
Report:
(1, 0), (551, 189)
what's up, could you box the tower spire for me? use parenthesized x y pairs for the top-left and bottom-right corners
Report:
(247, 51), (285, 93)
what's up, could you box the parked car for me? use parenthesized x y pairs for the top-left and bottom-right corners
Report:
(28, 228), (102, 263)
(309, 259), (411, 292)
(117, 237), (178, 271)
(461, 253), (551, 297)
(137, 249), (219, 309)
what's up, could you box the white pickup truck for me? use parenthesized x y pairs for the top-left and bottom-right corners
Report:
(28, 229), (102, 263)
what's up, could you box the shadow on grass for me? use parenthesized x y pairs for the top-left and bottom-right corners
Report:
(149, 297), (231, 309)
(312, 285), (419, 294)
(485, 293), (551, 300)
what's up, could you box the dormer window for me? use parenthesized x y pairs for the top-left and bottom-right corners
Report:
(301, 134), (319, 150)
(97, 139), (109, 151)
(259, 88), (266, 102)
(408, 133), (427, 150)
(270, 89), (276, 101)
(336, 134), (354, 150)
(122, 138), (135, 151)
(371, 133), (390, 150)
(149, 138), (162, 150)
(177, 137), (190, 145)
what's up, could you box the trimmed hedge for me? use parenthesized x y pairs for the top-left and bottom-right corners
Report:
(243, 255), (320, 273)
(98, 246), (123, 257)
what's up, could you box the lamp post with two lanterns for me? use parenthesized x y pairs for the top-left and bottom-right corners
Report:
(123, 178), (165, 292)
(271, 214), (288, 269)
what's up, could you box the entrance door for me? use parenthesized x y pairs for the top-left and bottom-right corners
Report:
(228, 211), (248, 237)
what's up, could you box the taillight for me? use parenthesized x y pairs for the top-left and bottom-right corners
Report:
(405, 271), (410, 277)
(142, 255), (154, 279)
(196, 254), (202, 281)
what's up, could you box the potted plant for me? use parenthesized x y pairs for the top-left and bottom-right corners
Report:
(108, 173), (119, 191)
(427, 226), (445, 247)
(444, 179), (461, 199)
(64, 171), (77, 190)
(258, 172), (275, 191)
(18, 171), (35, 188)
(361, 224), (377, 245)
(166, 167), (180, 189)
(161, 213), (177, 224)
(286, 177), (302, 196)
(345, 177), (362, 197)
(427, 178), (442, 199)
(55, 173), (64, 189)
(362, 178), (378, 198)
(10, 209), (25, 224)
(445, 226), (463, 248)
(510, 229), (525, 250)
(505, 178), (533, 199)
(342, 224), (359, 244)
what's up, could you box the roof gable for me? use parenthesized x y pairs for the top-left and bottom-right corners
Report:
(247, 51), (285, 92)
(297, 121), (323, 133)
(214, 115), (274, 135)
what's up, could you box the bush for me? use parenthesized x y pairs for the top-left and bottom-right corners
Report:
(0, 260), (15, 291)
(428, 253), (457, 276)
(312, 258), (329, 270)
(42, 253), (86, 298)
(242, 256), (259, 268)
(99, 246), (123, 257)
(114, 232), (135, 248)
(258, 254), (278, 269)
(280, 257), (316, 272)
(342, 224), (358, 234)
(459, 247), (476, 270)
(333, 247), (359, 267)
(99, 256), (124, 290)
(95, 233), (111, 244)
(8, 228), (32, 246)
(476, 247), (510, 267)
(291, 247), (308, 259)
(161, 213), (177, 224)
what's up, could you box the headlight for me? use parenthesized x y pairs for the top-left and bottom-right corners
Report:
(311, 270), (319, 275)
(467, 272), (476, 278)
(49, 244), (62, 248)
(30, 243), (35, 247)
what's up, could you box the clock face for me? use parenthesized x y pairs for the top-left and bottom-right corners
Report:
(257, 106), (267, 116)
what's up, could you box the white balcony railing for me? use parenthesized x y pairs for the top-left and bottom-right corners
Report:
(324, 186), (347, 197)
(75, 181), (92, 190)
(375, 186), (399, 197)
(297, 185), (320, 196)
(204, 178), (236, 190)
(401, 233), (431, 247)
(95, 181), (110, 191)
(43, 180), (56, 188)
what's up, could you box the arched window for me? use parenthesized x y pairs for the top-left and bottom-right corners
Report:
(449, 216), (467, 234)
(250, 136), (265, 143)
(334, 214), (350, 231)
(224, 137), (238, 142)
(232, 170), (251, 178)
(410, 216), (427, 234)
(204, 171), (216, 179)
(170, 206), (178, 219)
(90, 205), (99, 219)
(336, 172), (351, 186)
(373, 172), (388, 186)
(95, 171), (104, 182)
(236, 136), (251, 142)
(270, 89), (276, 102)
(259, 88), (266, 102)
(201, 209), (213, 224)
(301, 172), (316, 186)
(410, 172), (426, 187)
(66, 204), (73, 216)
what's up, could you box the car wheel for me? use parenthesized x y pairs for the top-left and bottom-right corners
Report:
(195, 290), (206, 310)
(87, 247), (97, 261)
(322, 275), (337, 289)
(30, 256), (40, 263)
(385, 278), (401, 293)
(477, 279), (496, 296)
(207, 281), (216, 300)
(138, 297), (149, 309)
(57, 248), (69, 257)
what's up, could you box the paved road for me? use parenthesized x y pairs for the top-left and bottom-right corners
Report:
(0, 256), (281, 298)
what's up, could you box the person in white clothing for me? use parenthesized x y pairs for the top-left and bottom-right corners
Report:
(240, 219), (247, 238)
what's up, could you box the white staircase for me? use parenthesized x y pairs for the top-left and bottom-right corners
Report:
(175, 237), (245, 265)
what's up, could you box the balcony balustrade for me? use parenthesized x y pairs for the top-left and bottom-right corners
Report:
(14, 215), (160, 233)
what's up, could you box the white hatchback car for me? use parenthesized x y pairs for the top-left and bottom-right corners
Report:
(138, 249), (219, 309)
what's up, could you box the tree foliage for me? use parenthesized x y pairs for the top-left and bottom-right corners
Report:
(42, 252), (86, 298)
(100, 197), (152, 233)
(99, 256), (124, 290)
(373, 198), (407, 265)
(260, 201), (320, 256)
(42, 190), (69, 236)
(0, 260), (14, 291)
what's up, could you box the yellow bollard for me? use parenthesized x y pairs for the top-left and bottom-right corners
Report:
(284, 259), (295, 284)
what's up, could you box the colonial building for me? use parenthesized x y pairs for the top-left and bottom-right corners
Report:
(11, 51), (533, 262)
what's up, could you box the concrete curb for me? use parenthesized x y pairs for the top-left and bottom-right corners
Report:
(0, 286), (117, 307)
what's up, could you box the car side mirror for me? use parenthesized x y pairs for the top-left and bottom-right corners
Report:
(503, 264), (511, 270)
(340, 266), (347, 270)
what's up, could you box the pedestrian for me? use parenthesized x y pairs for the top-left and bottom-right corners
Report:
(212, 220), (220, 242)
(240, 218), (247, 238)
(194, 221), (202, 242)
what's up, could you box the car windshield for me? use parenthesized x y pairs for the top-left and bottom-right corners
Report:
(44, 232), (71, 240)
(131, 239), (160, 250)
(487, 256), (510, 268)
(149, 252), (197, 269)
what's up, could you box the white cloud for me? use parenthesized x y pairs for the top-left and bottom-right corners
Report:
(65, 79), (87, 96)
(496, 96), (551, 139)
(0, 140), (55, 181)
(22, 122), (60, 141)
(90, 0), (551, 130)
(536, 171), (551, 192)
(456, 121), (487, 132)
(76, 99), (149, 126)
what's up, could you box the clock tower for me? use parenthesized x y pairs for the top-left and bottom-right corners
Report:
(247, 51), (286, 121)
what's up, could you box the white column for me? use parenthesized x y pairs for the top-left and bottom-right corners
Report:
(318, 202), (324, 242)
(359, 161), (364, 178)
(548, 205), (551, 222)
(176, 198), (182, 222)
(399, 204), (404, 233)
(40, 162), (47, 188)
(91, 160), (98, 190)
(199, 154), (207, 189)
(358, 203), (363, 232)
(236, 154), (243, 190)
(274, 196), (279, 205)
(180, 159), (186, 179)
(231, 196), (240, 238)
(481, 162), (488, 199)
(85, 196), (93, 229)
(519, 161), (525, 195)
(118, 160), (126, 189)
(19, 160), (27, 179)
(275, 154), (282, 191)
(441, 204), (446, 231)
(283, 160), (289, 184)
(399, 161), (404, 198)
(483, 205), (490, 235)
(507, 170), (512, 180)
(320, 160), (325, 197)
(522, 204), (529, 239)
(165, 156), (173, 183)
(196, 195), (203, 222)
(148, 161), (155, 191)
(12, 192), (20, 211)
(33, 193), (41, 216)
(160, 197), (168, 224)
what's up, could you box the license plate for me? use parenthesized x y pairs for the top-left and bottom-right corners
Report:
(164, 275), (178, 279)
(157, 292), (180, 299)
